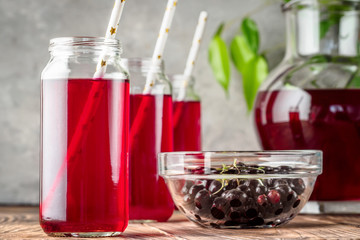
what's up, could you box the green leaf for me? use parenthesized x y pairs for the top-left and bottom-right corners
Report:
(242, 55), (268, 111)
(208, 25), (231, 94)
(230, 35), (256, 74)
(320, 20), (332, 39)
(241, 18), (260, 54)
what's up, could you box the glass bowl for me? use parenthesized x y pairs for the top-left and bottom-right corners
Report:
(158, 151), (322, 229)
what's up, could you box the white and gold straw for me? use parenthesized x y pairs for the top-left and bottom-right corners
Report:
(177, 11), (208, 100)
(143, 0), (178, 94)
(94, 0), (126, 78)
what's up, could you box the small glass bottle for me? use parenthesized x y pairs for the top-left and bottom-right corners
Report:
(170, 74), (202, 151)
(40, 37), (129, 237)
(123, 58), (174, 222)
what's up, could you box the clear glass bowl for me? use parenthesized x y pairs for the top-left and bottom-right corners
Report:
(158, 151), (322, 229)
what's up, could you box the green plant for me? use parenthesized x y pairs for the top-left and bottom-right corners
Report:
(209, 17), (268, 112)
(208, 0), (350, 112)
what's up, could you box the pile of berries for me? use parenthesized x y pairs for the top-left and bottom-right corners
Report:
(178, 163), (306, 228)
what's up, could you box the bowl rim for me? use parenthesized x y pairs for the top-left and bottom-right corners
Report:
(159, 150), (322, 157)
(158, 150), (322, 177)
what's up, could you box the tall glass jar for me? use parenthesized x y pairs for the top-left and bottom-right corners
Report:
(170, 74), (202, 151)
(40, 37), (129, 237)
(123, 58), (174, 222)
(254, 0), (360, 212)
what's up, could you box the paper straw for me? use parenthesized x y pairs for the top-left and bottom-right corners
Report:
(42, 0), (126, 212)
(129, 0), (178, 143)
(94, 0), (126, 78)
(143, 0), (178, 94)
(177, 11), (208, 101)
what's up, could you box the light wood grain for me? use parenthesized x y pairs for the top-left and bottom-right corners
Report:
(0, 206), (360, 239)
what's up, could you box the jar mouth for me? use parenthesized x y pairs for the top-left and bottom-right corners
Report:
(49, 36), (122, 54)
(168, 74), (194, 86)
(121, 57), (164, 73)
(282, 0), (360, 12)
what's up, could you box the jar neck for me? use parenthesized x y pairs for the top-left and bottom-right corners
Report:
(49, 37), (122, 57)
(283, 0), (360, 61)
(122, 58), (164, 74)
(170, 74), (195, 90)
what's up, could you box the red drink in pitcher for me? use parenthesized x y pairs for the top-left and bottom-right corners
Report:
(40, 78), (129, 235)
(255, 89), (360, 201)
(129, 94), (174, 221)
(173, 101), (201, 151)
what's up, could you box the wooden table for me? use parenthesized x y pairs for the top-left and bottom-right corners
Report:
(1, 206), (360, 239)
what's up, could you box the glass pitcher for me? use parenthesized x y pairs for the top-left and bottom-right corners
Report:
(254, 0), (360, 213)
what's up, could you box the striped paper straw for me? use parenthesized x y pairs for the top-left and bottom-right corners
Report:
(143, 0), (178, 94)
(94, 0), (126, 78)
(177, 11), (208, 101)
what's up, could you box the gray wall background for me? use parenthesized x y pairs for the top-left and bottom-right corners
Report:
(0, 0), (285, 204)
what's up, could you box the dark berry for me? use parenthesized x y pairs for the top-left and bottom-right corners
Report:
(208, 180), (222, 194)
(274, 208), (283, 215)
(249, 168), (264, 174)
(224, 189), (247, 207)
(194, 189), (212, 210)
(223, 168), (237, 174)
(181, 180), (194, 195)
(245, 208), (258, 218)
(229, 209), (241, 220)
(273, 179), (289, 187)
(240, 168), (250, 174)
(237, 185), (252, 197)
(290, 178), (306, 195)
(211, 197), (229, 219)
(293, 199), (301, 208)
(224, 179), (238, 191)
(236, 162), (246, 167)
(189, 184), (205, 200)
(267, 189), (281, 204)
(224, 220), (239, 226)
(279, 165), (293, 174)
(248, 217), (264, 226)
(246, 179), (261, 190)
(263, 166), (278, 174)
(255, 185), (267, 196)
(238, 179), (247, 185)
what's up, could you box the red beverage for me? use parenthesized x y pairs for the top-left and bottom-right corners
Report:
(40, 78), (129, 235)
(255, 89), (360, 200)
(173, 101), (201, 151)
(129, 94), (174, 221)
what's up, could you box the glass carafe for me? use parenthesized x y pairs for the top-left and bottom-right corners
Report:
(254, 0), (360, 212)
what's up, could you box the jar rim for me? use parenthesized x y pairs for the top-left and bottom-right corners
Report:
(49, 36), (122, 54)
(122, 57), (165, 73)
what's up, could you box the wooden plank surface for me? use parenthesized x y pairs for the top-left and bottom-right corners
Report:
(1, 206), (360, 239)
